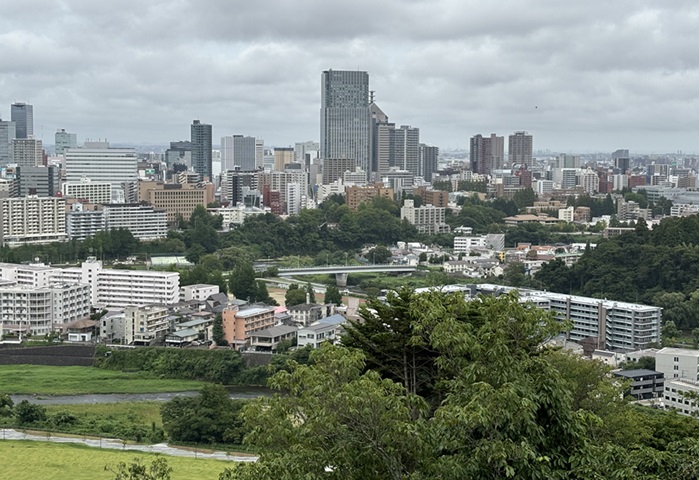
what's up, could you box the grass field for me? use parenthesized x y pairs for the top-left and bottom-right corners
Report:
(43, 402), (164, 428)
(0, 441), (232, 480)
(0, 365), (207, 395)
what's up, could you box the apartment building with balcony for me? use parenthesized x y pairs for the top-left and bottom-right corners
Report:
(221, 304), (276, 349)
(1, 196), (67, 245)
(124, 304), (169, 345)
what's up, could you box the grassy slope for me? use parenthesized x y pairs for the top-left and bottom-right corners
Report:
(0, 365), (206, 395)
(44, 401), (163, 428)
(0, 441), (230, 480)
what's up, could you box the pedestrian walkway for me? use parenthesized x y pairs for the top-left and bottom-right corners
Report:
(0, 428), (258, 462)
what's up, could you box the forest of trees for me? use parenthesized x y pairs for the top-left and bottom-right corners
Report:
(216, 290), (699, 479)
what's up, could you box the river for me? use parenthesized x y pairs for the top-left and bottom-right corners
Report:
(10, 386), (273, 405)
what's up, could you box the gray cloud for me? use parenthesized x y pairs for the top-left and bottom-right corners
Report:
(2, 0), (699, 152)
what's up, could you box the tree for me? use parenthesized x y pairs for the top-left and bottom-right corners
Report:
(285, 283), (306, 307)
(512, 187), (537, 209)
(324, 285), (342, 305)
(663, 320), (680, 345)
(14, 400), (46, 425)
(0, 393), (13, 417)
(229, 261), (258, 302)
(106, 458), (172, 480)
(502, 261), (527, 287)
(367, 246), (392, 264)
(212, 314), (228, 346)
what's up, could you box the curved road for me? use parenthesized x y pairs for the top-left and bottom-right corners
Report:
(1, 428), (258, 462)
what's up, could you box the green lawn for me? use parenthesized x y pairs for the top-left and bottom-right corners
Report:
(0, 365), (207, 395)
(43, 402), (163, 428)
(0, 441), (232, 480)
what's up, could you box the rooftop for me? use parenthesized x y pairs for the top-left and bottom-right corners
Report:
(250, 325), (298, 338)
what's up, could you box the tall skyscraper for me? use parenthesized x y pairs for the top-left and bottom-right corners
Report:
(419, 144), (439, 182)
(392, 125), (420, 177)
(11, 103), (33, 139)
(191, 120), (212, 181)
(64, 144), (138, 202)
(221, 135), (257, 171)
(470, 134), (504, 175)
(369, 101), (389, 178)
(55, 129), (77, 155)
(0, 119), (16, 166)
(612, 149), (630, 173)
(255, 139), (265, 169)
(508, 131), (533, 166)
(320, 70), (371, 179)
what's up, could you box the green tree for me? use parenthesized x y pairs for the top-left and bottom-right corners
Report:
(367, 246), (392, 264)
(0, 393), (13, 417)
(229, 261), (258, 302)
(502, 261), (527, 287)
(106, 458), (172, 480)
(512, 187), (537, 209)
(14, 400), (47, 425)
(212, 313), (228, 346)
(285, 283), (307, 307)
(324, 285), (342, 305)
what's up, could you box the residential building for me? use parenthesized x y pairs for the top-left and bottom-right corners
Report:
(419, 144), (439, 182)
(1, 196), (67, 245)
(287, 303), (332, 327)
(286, 182), (302, 215)
(401, 199), (450, 234)
(0, 282), (91, 337)
(53, 258), (179, 307)
(323, 158), (357, 184)
(55, 129), (78, 156)
(559, 206), (574, 222)
(613, 369), (664, 400)
(414, 187), (448, 208)
(103, 203), (168, 240)
(221, 135), (256, 171)
(191, 120), (212, 181)
(392, 125), (420, 177)
(321, 70), (371, 175)
(258, 171), (308, 213)
(221, 304), (276, 349)
(273, 147), (295, 171)
(470, 133), (504, 175)
(220, 170), (260, 206)
(345, 184), (394, 211)
(577, 169), (600, 194)
(11, 138), (43, 167)
(612, 149), (630, 173)
(294, 141), (319, 164)
(297, 314), (346, 349)
(0, 262), (62, 288)
(558, 154), (580, 169)
(0, 118), (16, 165)
(249, 325), (297, 352)
(10, 103), (33, 139)
(16, 165), (60, 197)
(656, 347), (699, 381)
(64, 145), (138, 201)
(372, 116), (394, 178)
(180, 284), (220, 302)
(138, 181), (215, 225)
(124, 305), (169, 345)
(453, 234), (505, 253)
(473, 284), (662, 351)
(63, 178), (112, 204)
(508, 131), (533, 166)
(66, 203), (106, 240)
(209, 205), (269, 229)
(663, 378), (699, 415)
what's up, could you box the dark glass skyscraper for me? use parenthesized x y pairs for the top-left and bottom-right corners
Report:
(191, 120), (212, 181)
(320, 70), (370, 179)
(11, 103), (33, 139)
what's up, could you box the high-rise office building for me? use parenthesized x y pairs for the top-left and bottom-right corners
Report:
(55, 129), (77, 155)
(273, 147), (294, 171)
(221, 135), (257, 171)
(369, 101), (389, 178)
(470, 134), (504, 175)
(508, 131), (533, 166)
(191, 120), (212, 181)
(11, 138), (43, 167)
(255, 139), (265, 169)
(64, 144), (138, 202)
(0, 119), (16, 165)
(320, 70), (371, 178)
(295, 141), (320, 164)
(11, 103), (33, 139)
(612, 149), (630, 173)
(322, 158), (357, 184)
(558, 154), (580, 169)
(165, 141), (192, 167)
(16, 165), (61, 197)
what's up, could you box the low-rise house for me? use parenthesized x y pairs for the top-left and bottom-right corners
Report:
(64, 318), (97, 342)
(249, 325), (298, 352)
(613, 369), (664, 400)
(288, 303), (334, 327)
(165, 328), (199, 347)
(180, 284), (219, 302)
(297, 314), (346, 349)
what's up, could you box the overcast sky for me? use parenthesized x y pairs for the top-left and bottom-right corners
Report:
(2, 1), (699, 153)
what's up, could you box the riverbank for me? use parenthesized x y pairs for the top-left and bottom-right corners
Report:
(0, 364), (207, 395)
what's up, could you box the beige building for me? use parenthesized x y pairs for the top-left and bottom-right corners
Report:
(124, 305), (169, 345)
(221, 305), (276, 349)
(273, 147), (295, 171)
(345, 184), (394, 211)
(138, 180), (215, 225)
(11, 138), (42, 167)
(1, 196), (67, 245)
(63, 179), (112, 204)
(400, 199), (450, 234)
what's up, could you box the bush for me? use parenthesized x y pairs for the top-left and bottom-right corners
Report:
(15, 400), (47, 425)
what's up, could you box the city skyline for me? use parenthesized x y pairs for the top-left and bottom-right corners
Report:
(3, 2), (699, 153)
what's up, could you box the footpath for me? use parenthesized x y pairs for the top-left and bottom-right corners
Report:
(0, 428), (258, 462)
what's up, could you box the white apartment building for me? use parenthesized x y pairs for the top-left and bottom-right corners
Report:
(63, 179), (112, 204)
(1, 196), (67, 245)
(535, 179), (554, 196)
(401, 199), (450, 234)
(258, 171), (308, 211)
(0, 262), (62, 288)
(66, 204), (106, 240)
(297, 314), (346, 349)
(473, 284), (661, 351)
(207, 205), (269, 229)
(662, 379), (699, 416)
(103, 203), (167, 240)
(656, 347), (699, 381)
(124, 304), (170, 345)
(180, 284), (219, 302)
(11, 138), (42, 167)
(0, 282), (91, 337)
(453, 234), (505, 254)
(558, 206), (574, 222)
(286, 182), (302, 215)
(577, 169), (600, 194)
(51, 258), (180, 308)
